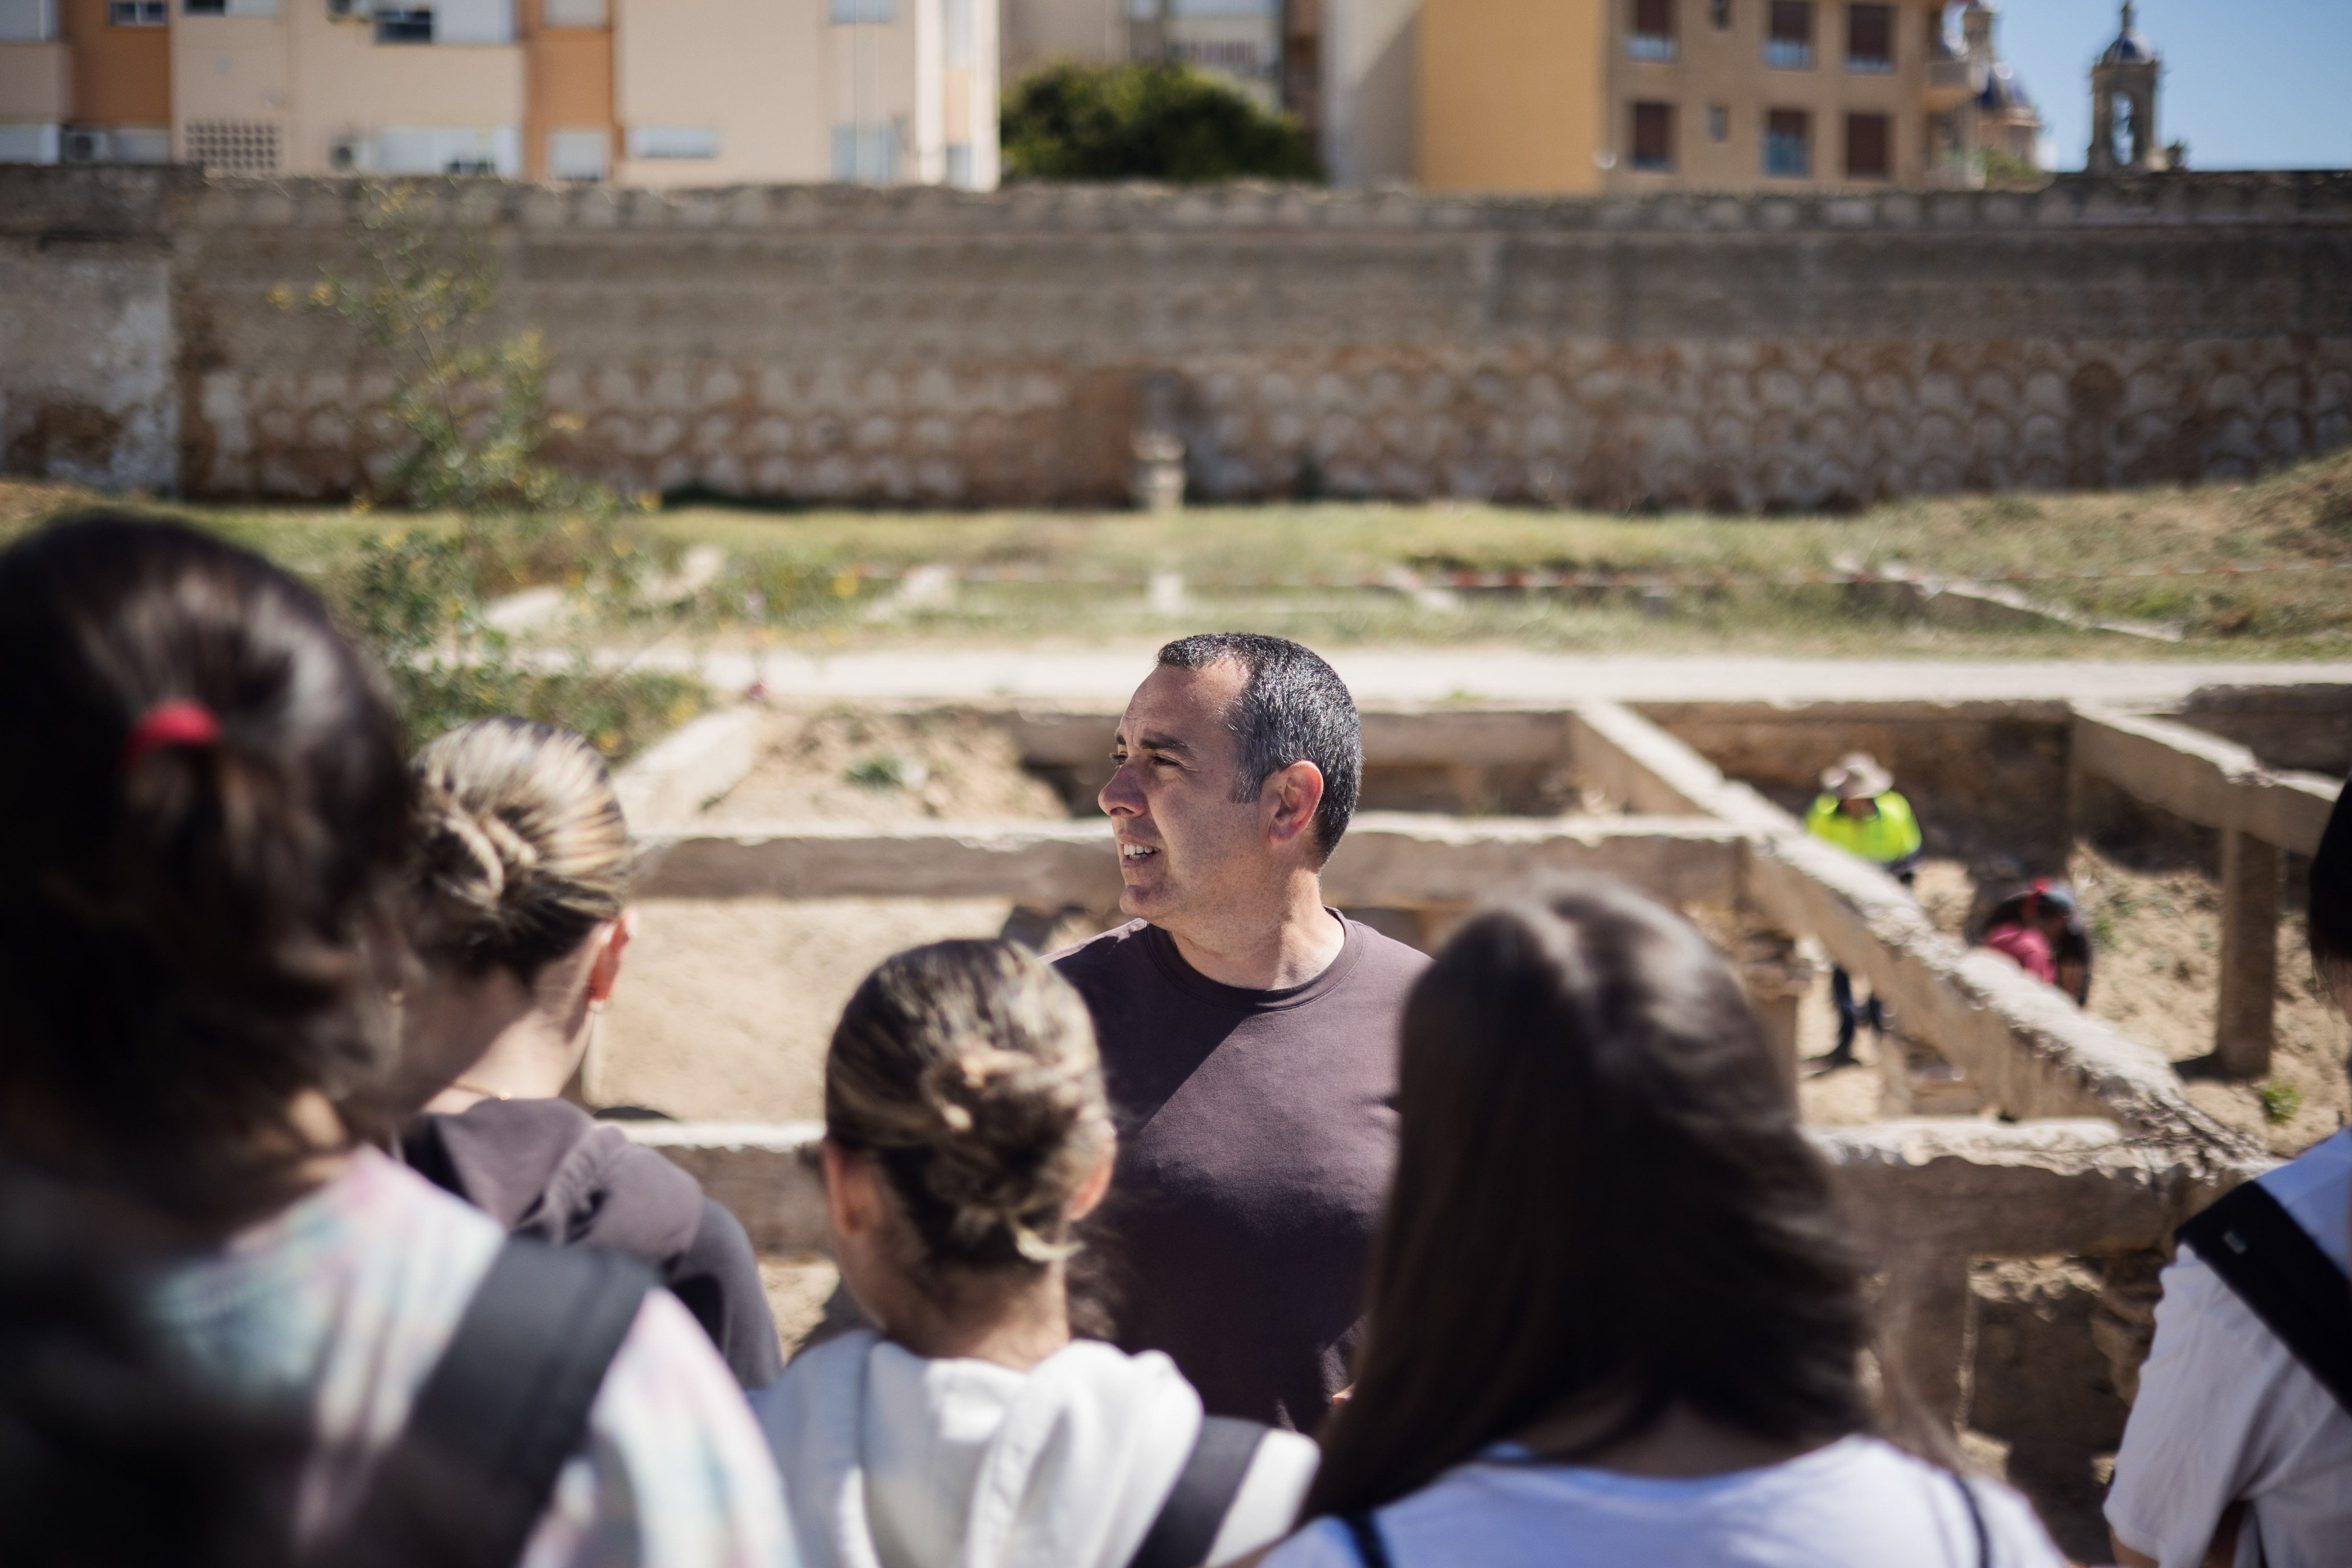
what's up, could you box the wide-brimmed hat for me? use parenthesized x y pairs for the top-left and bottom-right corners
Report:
(1821, 752), (1893, 800)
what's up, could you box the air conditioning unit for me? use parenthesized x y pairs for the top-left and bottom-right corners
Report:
(62, 127), (109, 163)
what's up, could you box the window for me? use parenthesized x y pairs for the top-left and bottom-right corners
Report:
(183, 0), (223, 11)
(1844, 111), (1888, 177)
(542, 0), (605, 24)
(374, 6), (432, 41)
(185, 119), (281, 173)
(548, 127), (609, 181)
(1628, 0), (1674, 60)
(1846, 3), (1890, 70)
(0, 0), (56, 40)
(109, 2), (167, 23)
(1707, 102), (1728, 140)
(1709, 0), (1728, 27)
(1630, 101), (1673, 170)
(1764, 107), (1809, 176)
(626, 124), (720, 160)
(1764, 0), (1810, 66)
(829, 0), (891, 22)
(831, 122), (897, 181)
(376, 125), (518, 174)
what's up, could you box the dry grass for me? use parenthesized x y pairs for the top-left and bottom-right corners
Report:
(9, 446), (2352, 654)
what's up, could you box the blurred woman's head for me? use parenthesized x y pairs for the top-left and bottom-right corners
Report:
(0, 516), (409, 1229)
(1305, 876), (1871, 1521)
(822, 939), (1115, 1329)
(401, 718), (632, 1096)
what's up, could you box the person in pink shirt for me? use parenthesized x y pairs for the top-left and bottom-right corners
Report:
(1978, 881), (2091, 1004)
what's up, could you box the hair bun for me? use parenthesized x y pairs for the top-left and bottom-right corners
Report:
(407, 720), (627, 980)
(827, 940), (1112, 1274)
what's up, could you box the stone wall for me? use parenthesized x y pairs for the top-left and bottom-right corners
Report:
(0, 168), (180, 492)
(7, 166), (2352, 507)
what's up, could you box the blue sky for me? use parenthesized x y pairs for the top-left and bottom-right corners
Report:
(1984, 0), (2352, 171)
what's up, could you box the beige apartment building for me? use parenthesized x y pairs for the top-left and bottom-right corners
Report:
(0, 0), (997, 187)
(1420, 0), (2039, 195)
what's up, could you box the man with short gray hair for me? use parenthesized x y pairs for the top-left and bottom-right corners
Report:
(1052, 633), (1428, 1428)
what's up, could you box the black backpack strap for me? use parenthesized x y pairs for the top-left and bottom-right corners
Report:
(310, 1236), (655, 1568)
(2178, 1179), (2352, 1416)
(1125, 1415), (1269, 1568)
(1953, 1473), (1990, 1568)
(1340, 1512), (1394, 1568)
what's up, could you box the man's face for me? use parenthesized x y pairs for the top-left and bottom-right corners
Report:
(1839, 794), (1876, 818)
(1099, 661), (1271, 927)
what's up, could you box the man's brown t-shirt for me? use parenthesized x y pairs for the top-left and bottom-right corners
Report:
(1051, 913), (1429, 1428)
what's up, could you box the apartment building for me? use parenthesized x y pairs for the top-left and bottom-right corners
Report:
(0, 0), (997, 187)
(1419, 0), (2037, 195)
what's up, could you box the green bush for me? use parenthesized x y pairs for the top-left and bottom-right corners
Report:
(1002, 62), (1319, 183)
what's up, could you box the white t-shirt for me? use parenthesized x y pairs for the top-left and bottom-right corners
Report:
(1262, 1435), (2063, 1568)
(152, 1147), (794, 1568)
(754, 1330), (1319, 1568)
(2106, 1129), (2352, 1568)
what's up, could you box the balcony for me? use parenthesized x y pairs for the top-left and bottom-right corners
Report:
(1923, 56), (1974, 110)
(1628, 32), (1677, 62)
(1764, 38), (1812, 69)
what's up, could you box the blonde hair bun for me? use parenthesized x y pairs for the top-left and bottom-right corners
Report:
(408, 718), (629, 979)
(827, 940), (1113, 1276)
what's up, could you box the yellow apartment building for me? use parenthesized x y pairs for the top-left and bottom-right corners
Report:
(1420, 0), (2036, 195)
(0, 0), (997, 187)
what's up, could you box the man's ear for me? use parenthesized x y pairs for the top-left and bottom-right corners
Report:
(1262, 759), (1326, 852)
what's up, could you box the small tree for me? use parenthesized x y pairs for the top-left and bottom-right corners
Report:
(1002, 62), (1320, 183)
(271, 182), (698, 758)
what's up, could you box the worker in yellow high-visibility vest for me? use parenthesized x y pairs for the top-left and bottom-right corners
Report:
(1804, 752), (1922, 1067)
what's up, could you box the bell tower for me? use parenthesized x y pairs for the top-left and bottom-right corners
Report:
(2087, 2), (2164, 173)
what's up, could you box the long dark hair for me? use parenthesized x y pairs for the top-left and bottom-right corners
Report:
(1302, 876), (1872, 1521)
(0, 515), (410, 1232)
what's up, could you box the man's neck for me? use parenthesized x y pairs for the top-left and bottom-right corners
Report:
(1165, 873), (1347, 991)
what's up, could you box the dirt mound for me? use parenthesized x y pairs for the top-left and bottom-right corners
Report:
(706, 705), (1073, 823)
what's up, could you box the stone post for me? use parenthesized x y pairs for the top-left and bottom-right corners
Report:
(2214, 827), (2279, 1077)
(1881, 1249), (1978, 1428)
(1735, 927), (1814, 1095)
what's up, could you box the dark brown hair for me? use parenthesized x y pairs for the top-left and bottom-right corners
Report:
(826, 940), (1113, 1296)
(1156, 633), (1361, 860)
(1302, 876), (1872, 1521)
(0, 515), (410, 1229)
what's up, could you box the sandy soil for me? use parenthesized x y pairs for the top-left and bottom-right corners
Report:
(705, 705), (1071, 824)
(759, 1257), (842, 1359)
(595, 896), (1018, 1120)
(597, 707), (1080, 1119)
(2067, 845), (2349, 1157)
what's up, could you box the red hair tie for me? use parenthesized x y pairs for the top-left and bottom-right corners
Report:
(122, 700), (222, 773)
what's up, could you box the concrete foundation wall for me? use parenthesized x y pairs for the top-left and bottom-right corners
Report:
(6, 165), (2352, 506)
(2171, 683), (2352, 779)
(1638, 700), (2076, 868)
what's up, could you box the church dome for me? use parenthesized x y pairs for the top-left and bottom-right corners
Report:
(1977, 62), (2031, 112)
(2099, 2), (2155, 66)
